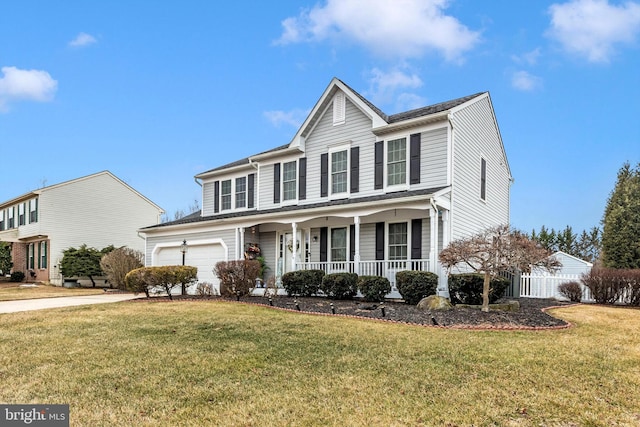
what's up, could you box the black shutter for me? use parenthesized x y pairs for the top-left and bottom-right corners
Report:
(320, 153), (328, 197)
(410, 133), (421, 184)
(247, 174), (255, 209)
(411, 219), (422, 259)
(374, 141), (384, 189)
(298, 158), (307, 200)
(214, 181), (220, 213)
(349, 224), (356, 261)
(273, 163), (281, 204)
(319, 227), (328, 262)
(350, 146), (359, 193)
(375, 222), (385, 260)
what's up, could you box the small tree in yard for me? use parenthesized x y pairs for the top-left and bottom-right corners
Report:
(60, 245), (115, 287)
(439, 224), (561, 312)
(100, 247), (144, 290)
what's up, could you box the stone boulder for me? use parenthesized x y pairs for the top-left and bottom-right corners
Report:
(417, 295), (453, 311)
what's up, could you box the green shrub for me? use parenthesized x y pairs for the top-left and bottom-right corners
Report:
(357, 276), (391, 302)
(558, 281), (583, 302)
(125, 265), (198, 300)
(10, 271), (25, 282)
(214, 260), (260, 298)
(448, 273), (509, 305)
(396, 270), (438, 305)
(282, 269), (324, 296)
(321, 272), (358, 300)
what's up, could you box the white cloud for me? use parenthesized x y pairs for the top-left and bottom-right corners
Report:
(275, 0), (481, 61)
(263, 109), (309, 128)
(69, 32), (97, 48)
(366, 67), (424, 107)
(511, 47), (542, 65)
(547, 0), (640, 63)
(0, 66), (58, 111)
(511, 70), (543, 91)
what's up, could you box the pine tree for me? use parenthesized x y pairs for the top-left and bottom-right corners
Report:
(601, 162), (640, 269)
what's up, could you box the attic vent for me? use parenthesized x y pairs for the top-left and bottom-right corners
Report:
(333, 92), (345, 125)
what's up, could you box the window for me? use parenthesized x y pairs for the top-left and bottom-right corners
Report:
(7, 207), (14, 229)
(221, 180), (232, 210)
(18, 203), (25, 226)
(387, 138), (407, 186)
(480, 158), (487, 201)
(330, 228), (347, 261)
(27, 243), (35, 270)
(0, 210), (4, 231)
(388, 223), (408, 260)
(39, 241), (47, 269)
(29, 199), (38, 223)
(283, 161), (297, 201)
(235, 177), (246, 208)
(331, 150), (348, 194)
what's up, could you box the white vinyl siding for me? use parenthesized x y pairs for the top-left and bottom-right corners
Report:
(202, 181), (216, 216)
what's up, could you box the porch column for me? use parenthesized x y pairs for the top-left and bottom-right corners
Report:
(291, 222), (298, 271)
(429, 206), (438, 274)
(354, 216), (361, 275)
(439, 210), (450, 298)
(238, 227), (245, 260)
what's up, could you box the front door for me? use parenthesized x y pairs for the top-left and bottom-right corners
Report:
(281, 231), (303, 273)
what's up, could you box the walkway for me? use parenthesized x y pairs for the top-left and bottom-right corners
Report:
(0, 293), (141, 314)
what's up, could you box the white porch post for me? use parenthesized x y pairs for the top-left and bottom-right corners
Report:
(439, 210), (450, 298)
(291, 222), (298, 271)
(239, 227), (245, 260)
(429, 206), (438, 275)
(354, 216), (361, 274)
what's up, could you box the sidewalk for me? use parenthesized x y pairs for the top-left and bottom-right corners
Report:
(0, 293), (142, 314)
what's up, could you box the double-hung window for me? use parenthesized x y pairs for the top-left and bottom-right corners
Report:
(330, 227), (347, 262)
(387, 138), (407, 187)
(39, 241), (47, 269)
(18, 203), (25, 226)
(331, 150), (348, 195)
(221, 180), (232, 210)
(27, 243), (35, 270)
(0, 211), (4, 231)
(283, 161), (297, 201)
(29, 199), (38, 223)
(235, 177), (246, 208)
(388, 222), (408, 260)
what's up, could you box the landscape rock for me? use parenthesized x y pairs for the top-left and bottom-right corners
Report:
(417, 295), (453, 311)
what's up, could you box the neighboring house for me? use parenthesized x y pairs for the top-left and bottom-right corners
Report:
(534, 251), (593, 276)
(0, 171), (164, 285)
(139, 78), (512, 296)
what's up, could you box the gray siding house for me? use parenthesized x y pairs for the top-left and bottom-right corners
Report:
(140, 78), (512, 296)
(0, 171), (164, 285)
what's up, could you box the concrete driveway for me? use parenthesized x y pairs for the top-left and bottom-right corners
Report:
(0, 293), (142, 314)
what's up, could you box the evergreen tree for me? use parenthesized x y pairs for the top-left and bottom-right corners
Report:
(0, 242), (12, 274)
(601, 162), (640, 269)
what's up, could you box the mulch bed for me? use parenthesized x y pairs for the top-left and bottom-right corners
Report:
(135, 294), (574, 330)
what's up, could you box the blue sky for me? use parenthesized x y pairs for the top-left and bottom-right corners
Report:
(1, 0), (638, 234)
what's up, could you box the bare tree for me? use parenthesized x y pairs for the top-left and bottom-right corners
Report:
(100, 247), (144, 289)
(439, 224), (561, 312)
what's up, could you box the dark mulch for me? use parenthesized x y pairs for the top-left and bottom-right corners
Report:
(138, 294), (574, 330)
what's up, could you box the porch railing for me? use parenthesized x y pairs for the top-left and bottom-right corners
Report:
(295, 259), (431, 292)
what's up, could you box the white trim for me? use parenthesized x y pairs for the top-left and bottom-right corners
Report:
(151, 239), (229, 266)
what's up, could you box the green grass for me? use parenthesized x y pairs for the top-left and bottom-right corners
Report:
(0, 284), (105, 301)
(0, 301), (639, 426)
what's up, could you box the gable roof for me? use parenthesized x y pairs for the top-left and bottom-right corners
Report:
(195, 77), (488, 179)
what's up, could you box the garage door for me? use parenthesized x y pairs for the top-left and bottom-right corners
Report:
(155, 243), (225, 292)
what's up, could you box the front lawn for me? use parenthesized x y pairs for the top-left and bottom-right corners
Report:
(0, 283), (106, 301)
(0, 301), (638, 426)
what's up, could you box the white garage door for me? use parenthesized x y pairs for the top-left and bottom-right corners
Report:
(155, 243), (225, 293)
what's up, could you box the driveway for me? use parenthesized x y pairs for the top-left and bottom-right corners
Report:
(0, 293), (141, 314)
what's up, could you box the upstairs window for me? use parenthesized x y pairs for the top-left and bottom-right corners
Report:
(387, 138), (407, 187)
(283, 161), (297, 201)
(221, 180), (232, 210)
(331, 150), (348, 194)
(7, 207), (14, 229)
(18, 203), (25, 226)
(235, 177), (246, 208)
(29, 199), (38, 223)
(0, 211), (4, 231)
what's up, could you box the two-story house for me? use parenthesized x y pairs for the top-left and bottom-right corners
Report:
(0, 171), (164, 285)
(139, 78), (512, 297)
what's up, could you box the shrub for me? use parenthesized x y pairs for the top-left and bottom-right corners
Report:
(196, 282), (217, 296)
(357, 276), (391, 302)
(10, 271), (25, 282)
(396, 271), (438, 305)
(447, 274), (509, 305)
(321, 272), (358, 300)
(282, 269), (324, 296)
(558, 281), (583, 302)
(581, 268), (640, 305)
(214, 260), (260, 298)
(125, 265), (198, 300)
(100, 247), (144, 290)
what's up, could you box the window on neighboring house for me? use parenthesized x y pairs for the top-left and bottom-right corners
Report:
(331, 150), (348, 194)
(29, 199), (38, 223)
(7, 207), (14, 229)
(282, 161), (297, 201)
(0, 210), (4, 231)
(330, 227), (347, 262)
(235, 177), (246, 208)
(387, 138), (407, 186)
(39, 241), (47, 269)
(27, 243), (35, 270)
(221, 180), (232, 210)
(18, 203), (25, 226)
(388, 222), (408, 260)
(480, 158), (487, 201)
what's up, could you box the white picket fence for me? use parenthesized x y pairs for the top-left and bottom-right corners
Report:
(518, 273), (594, 302)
